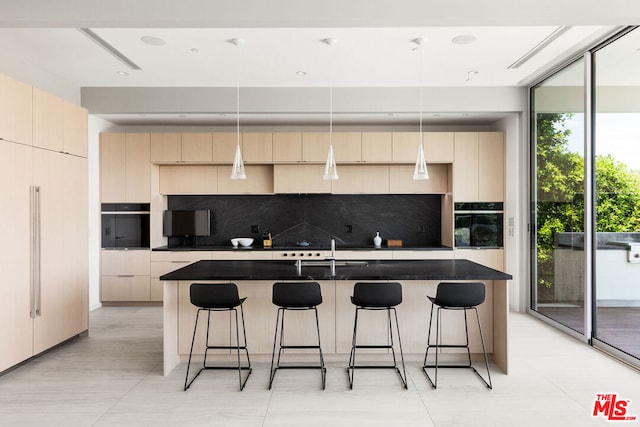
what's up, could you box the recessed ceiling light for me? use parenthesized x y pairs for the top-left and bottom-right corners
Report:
(452, 35), (477, 45)
(296, 71), (308, 76)
(190, 48), (200, 53)
(141, 35), (166, 46)
(116, 70), (129, 76)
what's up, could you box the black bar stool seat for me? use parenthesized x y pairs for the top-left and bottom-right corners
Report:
(184, 283), (251, 391)
(423, 281), (492, 389)
(347, 282), (408, 389)
(269, 281), (326, 390)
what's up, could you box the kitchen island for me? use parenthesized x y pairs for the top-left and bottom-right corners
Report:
(160, 259), (512, 376)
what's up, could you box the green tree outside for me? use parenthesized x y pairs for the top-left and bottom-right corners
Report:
(535, 113), (640, 290)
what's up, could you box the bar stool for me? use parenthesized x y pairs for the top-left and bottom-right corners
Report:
(422, 281), (492, 389)
(347, 282), (407, 389)
(184, 283), (251, 391)
(269, 282), (326, 390)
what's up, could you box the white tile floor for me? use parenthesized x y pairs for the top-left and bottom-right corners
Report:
(1, 306), (639, 426)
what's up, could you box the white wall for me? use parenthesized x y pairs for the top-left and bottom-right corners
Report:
(88, 116), (121, 310)
(493, 108), (529, 312)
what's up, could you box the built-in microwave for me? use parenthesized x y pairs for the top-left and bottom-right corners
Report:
(101, 203), (150, 249)
(454, 202), (503, 248)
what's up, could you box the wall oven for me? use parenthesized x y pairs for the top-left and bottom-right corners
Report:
(454, 202), (503, 248)
(101, 203), (150, 249)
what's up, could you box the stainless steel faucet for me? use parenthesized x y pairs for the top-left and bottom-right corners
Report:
(328, 238), (336, 260)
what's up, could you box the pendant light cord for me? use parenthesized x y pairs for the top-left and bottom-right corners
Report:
(236, 43), (240, 147)
(419, 40), (423, 137)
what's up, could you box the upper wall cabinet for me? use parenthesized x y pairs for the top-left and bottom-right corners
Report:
(302, 132), (329, 162)
(453, 132), (504, 202)
(101, 133), (150, 202)
(150, 133), (215, 163)
(392, 132), (454, 163)
(273, 132), (302, 162)
(0, 73), (32, 145)
(150, 133), (181, 163)
(362, 132), (392, 162)
(212, 133), (237, 163)
(63, 101), (88, 157)
(182, 133), (213, 162)
(32, 88), (64, 152)
(32, 87), (88, 157)
(242, 133), (273, 162)
(332, 132), (362, 162)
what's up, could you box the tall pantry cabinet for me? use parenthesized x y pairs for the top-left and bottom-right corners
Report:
(0, 73), (88, 373)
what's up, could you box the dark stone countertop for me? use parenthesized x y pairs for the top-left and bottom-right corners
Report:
(152, 245), (453, 252)
(159, 259), (512, 282)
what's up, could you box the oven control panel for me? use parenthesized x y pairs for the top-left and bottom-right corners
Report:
(273, 251), (330, 259)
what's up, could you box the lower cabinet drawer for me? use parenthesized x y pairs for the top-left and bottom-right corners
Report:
(101, 275), (151, 302)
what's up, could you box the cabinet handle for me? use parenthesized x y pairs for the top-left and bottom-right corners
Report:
(29, 186), (36, 318)
(34, 186), (42, 317)
(171, 261), (190, 264)
(117, 275), (135, 278)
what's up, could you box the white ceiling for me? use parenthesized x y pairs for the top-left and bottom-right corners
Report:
(0, 1), (636, 126)
(0, 26), (615, 88)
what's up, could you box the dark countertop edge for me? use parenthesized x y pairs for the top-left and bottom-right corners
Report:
(159, 259), (513, 281)
(152, 245), (454, 252)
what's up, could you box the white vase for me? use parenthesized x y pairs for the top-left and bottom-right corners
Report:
(373, 231), (382, 248)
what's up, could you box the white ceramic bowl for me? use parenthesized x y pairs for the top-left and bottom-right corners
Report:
(231, 238), (254, 247)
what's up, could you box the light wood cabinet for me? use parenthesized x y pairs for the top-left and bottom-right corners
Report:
(273, 133), (302, 162)
(63, 101), (88, 157)
(331, 165), (390, 194)
(100, 133), (150, 202)
(424, 132), (454, 162)
(453, 132), (480, 201)
(125, 133), (151, 202)
(212, 133), (238, 163)
(389, 164), (449, 194)
(302, 132), (329, 162)
(181, 133), (213, 162)
(32, 88), (64, 152)
(159, 165), (218, 195)
(217, 165), (274, 194)
(332, 132), (362, 162)
(453, 132), (504, 202)
(242, 133), (272, 162)
(392, 132), (420, 162)
(150, 133), (181, 163)
(478, 132), (505, 202)
(0, 140), (33, 371)
(362, 132), (392, 162)
(0, 73), (32, 145)
(101, 250), (151, 302)
(150, 252), (208, 303)
(273, 164), (331, 193)
(455, 248), (504, 271)
(1, 139), (88, 372)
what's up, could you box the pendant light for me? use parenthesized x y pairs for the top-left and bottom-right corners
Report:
(230, 38), (246, 180)
(323, 37), (339, 180)
(412, 38), (429, 180)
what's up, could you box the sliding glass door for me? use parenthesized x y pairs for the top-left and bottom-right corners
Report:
(530, 59), (586, 336)
(531, 27), (640, 366)
(592, 28), (640, 360)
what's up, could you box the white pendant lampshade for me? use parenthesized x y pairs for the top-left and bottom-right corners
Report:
(229, 38), (247, 180)
(231, 142), (246, 180)
(412, 37), (429, 181)
(323, 143), (338, 180)
(323, 37), (339, 180)
(413, 142), (429, 180)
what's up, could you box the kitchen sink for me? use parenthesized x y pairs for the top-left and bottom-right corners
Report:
(297, 260), (368, 267)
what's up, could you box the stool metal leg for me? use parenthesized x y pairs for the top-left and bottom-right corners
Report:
(347, 306), (407, 390)
(423, 304), (492, 390)
(184, 306), (252, 392)
(269, 307), (326, 390)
